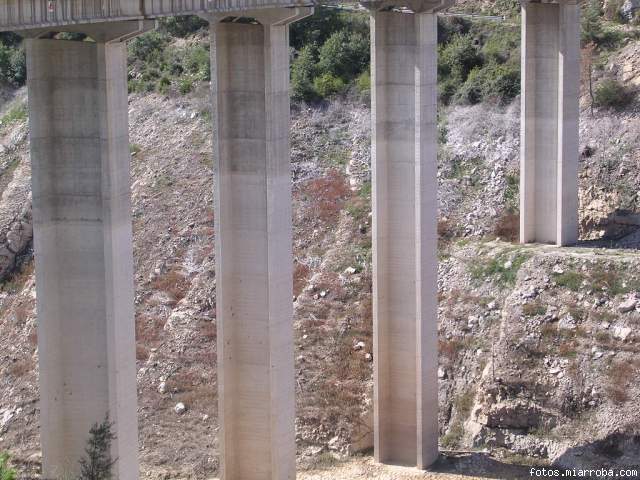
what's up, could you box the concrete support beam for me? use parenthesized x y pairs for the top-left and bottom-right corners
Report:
(26, 23), (147, 479)
(520, 0), (580, 246)
(369, 2), (446, 468)
(208, 7), (311, 480)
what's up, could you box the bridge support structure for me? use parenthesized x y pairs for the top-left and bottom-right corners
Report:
(25, 20), (151, 479)
(366, 0), (451, 468)
(207, 7), (311, 480)
(520, 0), (581, 246)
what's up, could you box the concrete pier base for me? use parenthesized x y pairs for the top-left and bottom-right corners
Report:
(520, 0), (580, 246)
(209, 8), (310, 480)
(26, 23), (147, 479)
(369, 1), (449, 469)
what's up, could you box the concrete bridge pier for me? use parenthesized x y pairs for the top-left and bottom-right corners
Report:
(207, 7), (311, 480)
(520, 0), (580, 246)
(25, 20), (152, 479)
(367, 0), (451, 469)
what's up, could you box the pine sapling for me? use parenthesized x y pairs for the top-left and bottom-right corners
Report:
(78, 414), (117, 480)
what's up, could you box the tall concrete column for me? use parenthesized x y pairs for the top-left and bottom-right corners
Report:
(367, 0), (451, 468)
(208, 7), (311, 480)
(25, 21), (151, 479)
(520, 0), (580, 246)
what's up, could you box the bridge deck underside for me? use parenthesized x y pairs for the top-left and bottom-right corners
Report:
(0, 0), (461, 34)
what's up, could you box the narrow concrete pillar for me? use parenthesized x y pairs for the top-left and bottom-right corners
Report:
(209, 7), (311, 480)
(520, 0), (580, 246)
(26, 21), (150, 479)
(368, 0), (450, 468)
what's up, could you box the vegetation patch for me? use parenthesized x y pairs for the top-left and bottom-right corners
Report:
(522, 301), (546, 317)
(469, 249), (531, 286)
(594, 78), (634, 109)
(0, 103), (27, 131)
(128, 30), (210, 95)
(0, 452), (16, 480)
(553, 270), (585, 291)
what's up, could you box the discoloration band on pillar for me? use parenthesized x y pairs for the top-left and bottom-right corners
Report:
(520, 0), (580, 246)
(370, 8), (439, 469)
(27, 36), (139, 479)
(209, 7), (311, 479)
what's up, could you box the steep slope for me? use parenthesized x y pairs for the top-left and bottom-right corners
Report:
(0, 36), (640, 478)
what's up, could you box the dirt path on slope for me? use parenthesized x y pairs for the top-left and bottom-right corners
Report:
(296, 454), (534, 480)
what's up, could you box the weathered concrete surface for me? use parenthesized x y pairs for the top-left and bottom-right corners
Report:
(520, 0), (580, 246)
(27, 37), (139, 479)
(369, 2), (446, 469)
(210, 7), (310, 480)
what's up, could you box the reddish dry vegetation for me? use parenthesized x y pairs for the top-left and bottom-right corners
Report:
(135, 313), (167, 361)
(608, 360), (636, 404)
(151, 269), (191, 305)
(301, 169), (351, 222)
(494, 211), (519, 243)
(7, 357), (34, 378)
(294, 262), (311, 297)
(438, 217), (456, 242)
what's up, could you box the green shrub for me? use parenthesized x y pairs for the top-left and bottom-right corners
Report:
(157, 75), (171, 95)
(128, 34), (211, 95)
(481, 25), (520, 65)
(158, 15), (208, 37)
(437, 16), (472, 45)
(290, 6), (369, 51)
(291, 44), (318, 102)
(582, 0), (604, 45)
(128, 31), (170, 63)
(0, 44), (26, 86)
(313, 73), (345, 98)
(455, 62), (519, 105)
(438, 34), (482, 104)
(581, 0), (628, 47)
(183, 44), (210, 81)
(438, 34), (482, 84)
(355, 70), (370, 96)
(317, 30), (369, 82)
(56, 32), (86, 41)
(178, 77), (194, 95)
(0, 453), (16, 480)
(594, 78), (632, 108)
(439, 78), (460, 105)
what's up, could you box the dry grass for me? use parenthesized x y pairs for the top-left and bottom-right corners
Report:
(199, 320), (216, 341)
(440, 338), (464, 364)
(136, 313), (167, 361)
(27, 329), (37, 349)
(522, 301), (546, 317)
(179, 384), (217, 410)
(136, 344), (150, 361)
(12, 303), (30, 325)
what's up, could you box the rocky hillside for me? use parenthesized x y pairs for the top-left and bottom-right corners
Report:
(1, 11), (640, 479)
